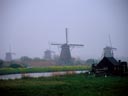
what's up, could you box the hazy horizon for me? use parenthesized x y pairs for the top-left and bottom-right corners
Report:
(0, 0), (128, 60)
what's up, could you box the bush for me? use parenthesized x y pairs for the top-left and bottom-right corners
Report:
(9, 64), (22, 68)
(0, 60), (4, 68)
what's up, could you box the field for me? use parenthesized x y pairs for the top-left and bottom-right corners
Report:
(0, 65), (90, 75)
(0, 74), (128, 96)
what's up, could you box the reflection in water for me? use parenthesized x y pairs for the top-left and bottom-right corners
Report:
(0, 70), (89, 80)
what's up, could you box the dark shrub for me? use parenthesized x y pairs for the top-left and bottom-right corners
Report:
(9, 64), (22, 68)
(0, 60), (4, 68)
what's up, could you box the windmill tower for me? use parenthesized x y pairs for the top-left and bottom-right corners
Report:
(44, 49), (54, 60)
(103, 46), (116, 57)
(51, 28), (84, 64)
(5, 52), (15, 62)
(5, 46), (15, 62)
(103, 35), (116, 57)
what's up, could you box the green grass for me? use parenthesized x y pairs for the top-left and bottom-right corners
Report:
(0, 74), (128, 96)
(0, 65), (90, 75)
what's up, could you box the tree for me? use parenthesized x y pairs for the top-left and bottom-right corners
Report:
(33, 57), (41, 61)
(85, 59), (95, 65)
(85, 59), (99, 65)
(0, 60), (4, 68)
(20, 56), (32, 62)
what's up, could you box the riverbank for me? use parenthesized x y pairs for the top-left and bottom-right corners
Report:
(0, 65), (90, 75)
(0, 74), (128, 96)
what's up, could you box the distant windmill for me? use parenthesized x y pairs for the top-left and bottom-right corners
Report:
(5, 52), (15, 62)
(103, 35), (117, 58)
(44, 49), (55, 60)
(5, 46), (15, 62)
(51, 28), (84, 64)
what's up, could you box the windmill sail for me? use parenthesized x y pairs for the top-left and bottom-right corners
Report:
(66, 28), (68, 44)
(51, 28), (84, 64)
(103, 35), (117, 57)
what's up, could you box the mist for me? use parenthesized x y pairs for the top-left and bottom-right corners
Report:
(0, 0), (128, 60)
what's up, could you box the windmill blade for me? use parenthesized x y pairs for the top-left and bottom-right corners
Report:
(51, 43), (63, 45)
(12, 53), (16, 55)
(69, 44), (84, 46)
(109, 34), (113, 48)
(66, 28), (68, 44)
(111, 48), (117, 50)
(51, 51), (55, 53)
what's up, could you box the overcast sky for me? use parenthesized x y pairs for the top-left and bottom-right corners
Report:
(0, 0), (128, 60)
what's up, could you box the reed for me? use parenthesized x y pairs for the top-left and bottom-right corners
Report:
(0, 65), (91, 75)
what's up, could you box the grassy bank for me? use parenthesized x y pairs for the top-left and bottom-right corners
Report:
(0, 74), (128, 96)
(0, 65), (90, 75)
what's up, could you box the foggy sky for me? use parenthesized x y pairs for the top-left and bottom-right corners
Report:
(0, 0), (128, 60)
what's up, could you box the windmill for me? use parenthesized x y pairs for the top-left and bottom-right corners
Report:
(44, 49), (55, 60)
(5, 52), (15, 62)
(5, 46), (15, 62)
(103, 35), (117, 58)
(51, 28), (84, 64)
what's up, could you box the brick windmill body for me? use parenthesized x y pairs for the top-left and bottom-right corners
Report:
(51, 28), (84, 65)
